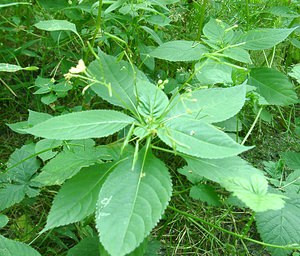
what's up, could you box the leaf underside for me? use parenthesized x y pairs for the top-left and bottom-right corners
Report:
(256, 195), (300, 256)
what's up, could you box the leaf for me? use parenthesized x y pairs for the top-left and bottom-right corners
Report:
(241, 27), (297, 50)
(0, 215), (9, 229)
(248, 67), (298, 106)
(167, 83), (246, 123)
(137, 85), (169, 118)
(215, 115), (242, 132)
(141, 26), (163, 45)
(96, 150), (172, 256)
(24, 110), (134, 140)
(190, 184), (222, 206)
(223, 47), (252, 64)
(157, 117), (251, 159)
(284, 170), (300, 194)
(256, 195), (300, 256)
(41, 93), (57, 105)
(88, 51), (150, 112)
(0, 235), (41, 256)
(27, 110), (52, 126)
(104, 0), (127, 14)
(6, 144), (40, 182)
(184, 156), (263, 184)
(288, 64), (300, 84)
(0, 63), (38, 72)
(203, 18), (234, 45)
(67, 237), (100, 256)
(195, 59), (233, 85)
(0, 63), (23, 72)
(0, 144), (41, 210)
(184, 156), (286, 212)
(35, 139), (63, 161)
(281, 151), (300, 170)
(0, 184), (26, 211)
(34, 20), (78, 35)
(149, 40), (208, 61)
(33, 145), (111, 186)
(7, 110), (52, 134)
(43, 163), (114, 232)
(222, 174), (286, 212)
(266, 6), (300, 18)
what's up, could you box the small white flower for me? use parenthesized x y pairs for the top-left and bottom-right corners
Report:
(69, 59), (86, 74)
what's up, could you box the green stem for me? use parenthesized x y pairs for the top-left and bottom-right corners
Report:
(168, 205), (300, 250)
(241, 107), (263, 145)
(196, 0), (208, 41)
(85, 0), (103, 61)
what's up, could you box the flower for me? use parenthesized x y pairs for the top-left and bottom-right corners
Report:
(69, 59), (86, 74)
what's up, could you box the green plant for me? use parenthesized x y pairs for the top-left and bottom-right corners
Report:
(1, 1), (300, 255)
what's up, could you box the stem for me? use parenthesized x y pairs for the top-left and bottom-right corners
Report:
(85, 0), (103, 61)
(241, 107), (263, 145)
(277, 106), (291, 132)
(196, 0), (208, 41)
(168, 205), (300, 250)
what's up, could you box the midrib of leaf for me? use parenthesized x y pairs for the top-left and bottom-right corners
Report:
(119, 150), (148, 247)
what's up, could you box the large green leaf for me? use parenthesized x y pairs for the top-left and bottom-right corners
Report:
(203, 18), (234, 46)
(158, 117), (251, 159)
(67, 237), (100, 256)
(0, 144), (40, 211)
(184, 156), (263, 183)
(96, 150), (172, 256)
(88, 51), (150, 112)
(0, 184), (27, 211)
(167, 83), (246, 123)
(184, 156), (286, 212)
(33, 145), (111, 186)
(149, 40), (208, 61)
(0, 235), (41, 256)
(7, 109), (52, 134)
(43, 163), (114, 232)
(23, 110), (134, 140)
(34, 20), (78, 35)
(0, 214), (9, 229)
(248, 67), (298, 106)
(222, 174), (286, 212)
(241, 27), (296, 50)
(195, 59), (233, 85)
(223, 47), (252, 64)
(35, 139), (62, 161)
(256, 195), (300, 255)
(137, 84), (169, 118)
(6, 144), (40, 182)
(281, 151), (300, 170)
